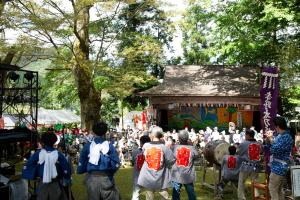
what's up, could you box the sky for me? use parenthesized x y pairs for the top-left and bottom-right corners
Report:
(161, 0), (188, 58)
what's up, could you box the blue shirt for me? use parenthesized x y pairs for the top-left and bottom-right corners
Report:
(22, 146), (71, 180)
(270, 131), (293, 176)
(77, 136), (120, 177)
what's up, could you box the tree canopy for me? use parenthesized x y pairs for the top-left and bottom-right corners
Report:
(0, 0), (173, 127)
(0, 0), (299, 126)
(182, 0), (300, 118)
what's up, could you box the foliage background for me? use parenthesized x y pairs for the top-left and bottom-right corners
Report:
(0, 0), (299, 124)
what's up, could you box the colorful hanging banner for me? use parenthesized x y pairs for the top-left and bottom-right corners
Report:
(260, 67), (279, 132)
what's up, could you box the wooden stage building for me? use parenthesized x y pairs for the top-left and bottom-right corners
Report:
(140, 65), (261, 131)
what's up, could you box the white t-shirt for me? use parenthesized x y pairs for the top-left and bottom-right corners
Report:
(211, 131), (220, 141)
(233, 133), (241, 143)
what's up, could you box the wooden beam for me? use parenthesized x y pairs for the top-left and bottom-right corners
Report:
(149, 96), (260, 105)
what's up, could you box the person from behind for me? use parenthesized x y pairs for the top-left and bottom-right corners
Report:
(266, 116), (293, 200)
(77, 121), (120, 200)
(131, 135), (151, 200)
(218, 145), (241, 197)
(22, 132), (71, 200)
(137, 126), (176, 200)
(237, 129), (262, 200)
(171, 130), (199, 200)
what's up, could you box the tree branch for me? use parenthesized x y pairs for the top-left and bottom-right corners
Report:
(94, 0), (121, 60)
(14, 0), (60, 52)
(69, 0), (90, 57)
(19, 56), (51, 68)
(46, 0), (73, 26)
(102, 2), (147, 57)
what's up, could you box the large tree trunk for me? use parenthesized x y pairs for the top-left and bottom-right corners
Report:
(73, 64), (101, 131)
(72, 4), (101, 131)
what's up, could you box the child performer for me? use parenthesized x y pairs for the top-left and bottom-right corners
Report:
(218, 145), (241, 196)
(131, 135), (151, 200)
(171, 130), (199, 200)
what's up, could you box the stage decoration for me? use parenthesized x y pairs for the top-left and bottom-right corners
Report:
(227, 106), (237, 113)
(260, 67), (279, 132)
(260, 66), (279, 174)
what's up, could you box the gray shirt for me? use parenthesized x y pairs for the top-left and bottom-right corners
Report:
(137, 142), (176, 190)
(221, 155), (241, 181)
(237, 140), (262, 172)
(171, 145), (199, 184)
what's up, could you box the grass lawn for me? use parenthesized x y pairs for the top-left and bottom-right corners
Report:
(72, 166), (253, 200)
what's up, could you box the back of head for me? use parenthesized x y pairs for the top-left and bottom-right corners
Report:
(273, 116), (287, 130)
(246, 129), (255, 139)
(228, 145), (237, 155)
(92, 121), (108, 136)
(178, 130), (189, 144)
(151, 126), (164, 139)
(140, 135), (151, 147)
(41, 132), (58, 147)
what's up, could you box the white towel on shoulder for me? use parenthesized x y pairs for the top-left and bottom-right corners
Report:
(38, 149), (59, 183)
(88, 141), (110, 165)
